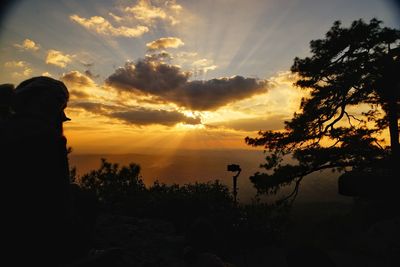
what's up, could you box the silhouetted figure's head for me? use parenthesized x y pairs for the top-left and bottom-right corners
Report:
(13, 76), (70, 133)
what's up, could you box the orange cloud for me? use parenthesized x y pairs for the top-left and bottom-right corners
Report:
(60, 71), (97, 99)
(192, 59), (217, 74)
(146, 37), (184, 50)
(4, 61), (28, 68)
(70, 14), (149, 38)
(42, 72), (52, 77)
(125, 0), (166, 22)
(167, 1), (183, 12)
(70, 101), (201, 126)
(61, 70), (96, 88)
(4, 60), (32, 78)
(14, 38), (40, 51)
(208, 115), (288, 131)
(46, 50), (73, 68)
(124, 0), (181, 26)
(108, 12), (123, 22)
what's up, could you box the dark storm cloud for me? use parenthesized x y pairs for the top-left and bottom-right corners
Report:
(105, 59), (269, 110)
(174, 76), (268, 110)
(111, 109), (201, 126)
(106, 60), (188, 94)
(69, 101), (201, 126)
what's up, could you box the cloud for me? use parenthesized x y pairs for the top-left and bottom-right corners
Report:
(125, 0), (165, 22)
(60, 71), (96, 99)
(269, 71), (299, 87)
(70, 101), (201, 126)
(70, 0), (184, 39)
(42, 72), (52, 77)
(111, 109), (201, 126)
(106, 60), (189, 95)
(208, 115), (287, 131)
(69, 102), (112, 114)
(167, 52), (217, 75)
(4, 60), (32, 78)
(84, 70), (100, 79)
(13, 69), (32, 78)
(61, 70), (96, 88)
(14, 38), (40, 51)
(226, 71), (305, 117)
(46, 50), (73, 68)
(70, 14), (149, 38)
(176, 51), (198, 59)
(145, 51), (173, 63)
(146, 37), (184, 50)
(124, 0), (180, 25)
(4, 61), (28, 68)
(181, 77), (268, 110)
(192, 58), (217, 74)
(105, 59), (269, 110)
(166, 1), (183, 12)
(108, 12), (123, 22)
(202, 65), (217, 72)
(68, 90), (91, 100)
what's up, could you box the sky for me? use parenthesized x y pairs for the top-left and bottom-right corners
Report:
(0, 0), (399, 189)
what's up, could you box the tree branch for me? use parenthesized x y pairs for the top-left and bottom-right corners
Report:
(277, 176), (304, 204)
(322, 102), (346, 134)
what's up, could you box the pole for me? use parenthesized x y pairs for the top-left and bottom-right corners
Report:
(233, 173), (238, 206)
(227, 164), (241, 206)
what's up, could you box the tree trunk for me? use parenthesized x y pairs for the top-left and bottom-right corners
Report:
(386, 48), (400, 160)
(387, 97), (399, 159)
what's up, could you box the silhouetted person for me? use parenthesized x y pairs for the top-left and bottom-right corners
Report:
(0, 77), (89, 266)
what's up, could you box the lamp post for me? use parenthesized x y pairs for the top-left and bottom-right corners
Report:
(227, 164), (241, 206)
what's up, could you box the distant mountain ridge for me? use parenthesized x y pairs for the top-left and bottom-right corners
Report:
(69, 149), (351, 204)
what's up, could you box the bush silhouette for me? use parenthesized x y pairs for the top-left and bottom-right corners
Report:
(78, 158), (145, 213)
(147, 180), (234, 232)
(73, 159), (288, 253)
(75, 159), (234, 224)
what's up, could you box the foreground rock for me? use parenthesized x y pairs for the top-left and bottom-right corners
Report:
(93, 214), (185, 266)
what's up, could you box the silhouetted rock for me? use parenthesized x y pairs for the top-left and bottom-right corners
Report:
(286, 245), (336, 267)
(0, 76), (97, 266)
(94, 214), (185, 266)
(365, 217), (400, 265)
